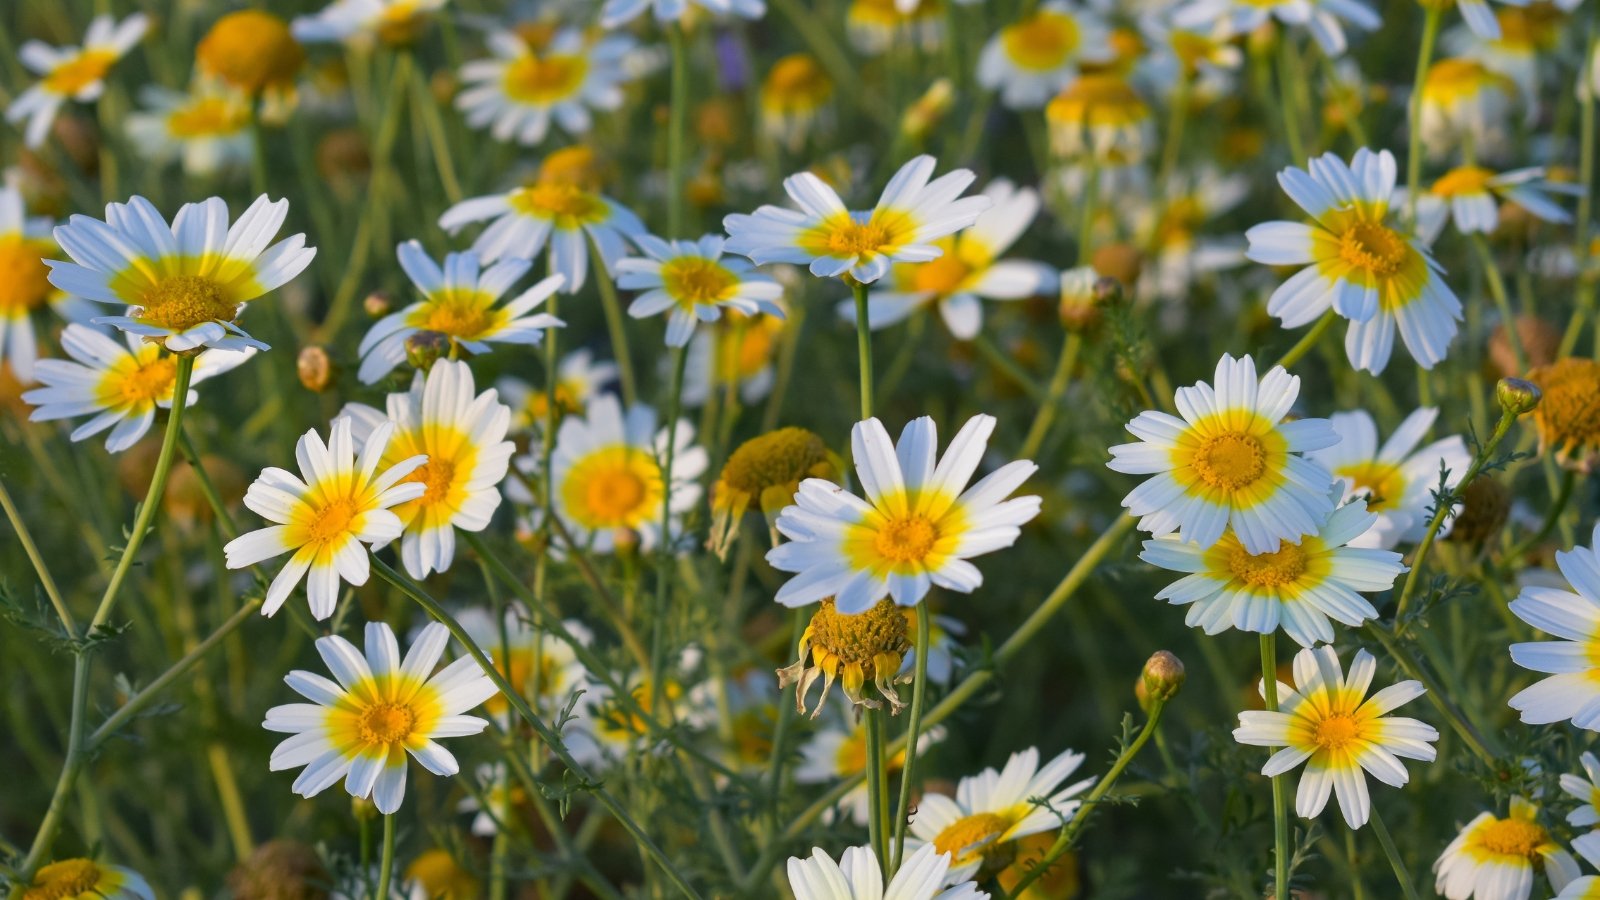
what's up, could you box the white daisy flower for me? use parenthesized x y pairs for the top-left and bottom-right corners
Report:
(223, 417), (427, 619)
(1234, 645), (1438, 829)
(438, 178), (646, 292)
(6, 13), (149, 148)
(618, 234), (785, 347)
(766, 413), (1042, 613)
(1044, 73), (1155, 163)
(262, 621), (498, 814)
(1507, 526), (1600, 730)
(495, 348), (617, 432)
(600, 0), (765, 29)
(341, 359), (514, 579)
(786, 844), (987, 900)
(794, 705), (946, 826)
(1419, 58), (1515, 161)
(723, 155), (992, 285)
(681, 312), (786, 407)
(1173, 0), (1379, 57)
(23, 324), (254, 453)
(1458, 0), (1530, 40)
(125, 84), (254, 178)
(18, 859), (155, 900)
(356, 241), (564, 384)
(1558, 874), (1600, 900)
(1140, 498), (1405, 647)
(1434, 796), (1581, 900)
(0, 184), (60, 379)
(842, 179), (1057, 340)
(1559, 752), (1600, 828)
(456, 29), (639, 147)
(1246, 148), (1463, 374)
(1414, 165), (1578, 243)
(1307, 407), (1472, 550)
(975, 2), (1113, 110)
(1107, 353), (1339, 554)
(1137, 12), (1243, 103)
(904, 746), (1092, 884)
(46, 194), (317, 353)
(1136, 167), (1251, 302)
(292, 0), (448, 46)
(550, 393), (707, 555)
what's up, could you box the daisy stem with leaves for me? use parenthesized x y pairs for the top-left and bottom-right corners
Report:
(12, 354), (196, 889)
(1261, 632), (1293, 900)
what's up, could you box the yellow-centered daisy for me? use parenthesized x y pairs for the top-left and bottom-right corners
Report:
(618, 234), (785, 348)
(977, 1), (1112, 110)
(224, 417), (428, 619)
(7, 13), (148, 148)
(1434, 796), (1581, 900)
(263, 621), (498, 814)
(125, 84), (254, 178)
(47, 194), (317, 353)
(342, 359), (514, 579)
(456, 28), (639, 147)
(1507, 525), (1600, 731)
(1108, 353), (1339, 554)
(767, 414), (1041, 613)
(786, 844), (985, 900)
(0, 184), (61, 379)
(16, 859), (154, 900)
(292, 0), (447, 47)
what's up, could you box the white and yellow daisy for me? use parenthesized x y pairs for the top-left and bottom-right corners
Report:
(1137, 12), (1243, 102)
(787, 844), (987, 900)
(223, 417), (427, 619)
(1246, 148), (1462, 374)
(976, 2), (1112, 110)
(1137, 167), (1250, 302)
(759, 54), (835, 153)
(22, 324), (254, 453)
(17, 859), (154, 900)
(844, 179), (1056, 340)
(1414, 166), (1577, 243)
(846, 0), (949, 56)
(1434, 796), (1582, 900)
(263, 621), (498, 814)
(341, 360), (514, 579)
(1445, 5), (1563, 106)
(767, 414), (1041, 612)
(794, 706), (946, 825)
(1107, 353), (1339, 554)
(124, 84), (254, 178)
(456, 29), (639, 147)
(292, 0), (448, 46)
(455, 606), (591, 722)
(551, 393), (707, 554)
(46, 194), (317, 353)
(1559, 752), (1600, 827)
(681, 311), (786, 407)
(6, 13), (149, 148)
(905, 746), (1092, 884)
(1234, 645), (1437, 829)
(438, 177), (646, 292)
(356, 241), (564, 384)
(1419, 58), (1515, 159)
(1457, 0), (1533, 40)
(1173, 0), (1378, 57)
(0, 184), (60, 379)
(601, 0), (765, 28)
(1559, 875), (1600, 900)
(1140, 498), (1405, 647)
(1044, 73), (1153, 163)
(496, 348), (617, 432)
(1307, 407), (1472, 550)
(1507, 526), (1600, 730)
(618, 234), (785, 347)
(724, 155), (991, 284)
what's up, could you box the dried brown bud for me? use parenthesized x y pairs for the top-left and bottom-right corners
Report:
(405, 331), (451, 372)
(297, 346), (335, 393)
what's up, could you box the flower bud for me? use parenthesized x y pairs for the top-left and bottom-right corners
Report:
(1058, 266), (1099, 331)
(1140, 650), (1185, 706)
(297, 346), (335, 393)
(404, 330), (450, 372)
(363, 291), (391, 318)
(1497, 377), (1542, 417)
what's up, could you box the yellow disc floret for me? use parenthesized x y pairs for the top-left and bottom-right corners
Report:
(23, 859), (106, 900)
(137, 274), (239, 333)
(1528, 358), (1600, 468)
(197, 10), (305, 94)
(0, 234), (55, 316)
(778, 598), (910, 716)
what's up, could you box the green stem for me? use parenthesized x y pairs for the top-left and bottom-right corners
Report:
(1261, 633), (1291, 900)
(0, 478), (74, 633)
(1504, 468), (1578, 563)
(1468, 233), (1525, 373)
(890, 604), (931, 872)
(1006, 696), (1168, 895)
(1362, 623), (1498, 764)
(591, 234), (638, 407)
(248, 98), (270, 198)
(1369, 807), (1420, 900)
(667, 25), (690, 237)
(970, 332), (1045, 402)
(410, 61), (462, 204)
(853, 280), (875, 418)
(648, 346), (691, 715)
(1404, 5), (1443, 226)
(864, 708), (890, 873)
(178, 429), (237, 538)
(1019, 333), (1083, 460)
(1276, 309), (1338, 370)
(1275, 33), (1307, 165)
(375, 813), (396, 898)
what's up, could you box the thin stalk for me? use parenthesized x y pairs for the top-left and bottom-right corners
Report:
(853, 280), (875, 418)
(375, 814), (396, 898)
(667, 25), (690, 237)
(591, 234), (638, 406)
(1363, 623), (1498, 764)
(1468, 232), (1525, 373)
(1262, 633), (1291, 900)
(410, 61), (462, 204)
(1275, 33), (1307, 165)
(0, 478), (74, 633)
(1019, 333), (1083, 460)
(864, 708), (890, 872)
(178, 429), (237, 537)
(1155, 73), (1191, 201)
(1369, 807), (1421, 900)
(1504, 468), (1578, 563)
(1405, 5), (1443, 225)
(248, 98), (270, 198)
(648, 346), (691, 716)
(1276, 309), (1338, 370)
(890, 605), (931, 871)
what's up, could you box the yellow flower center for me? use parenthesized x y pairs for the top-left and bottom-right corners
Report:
(1311, 712), (1362, 752)
(1170, 31), (1218, 72)
(43, 50), (117, 95)
(24, 859), (103, 900)
(808, 598), (909, 671)
(306, 498), (358, 545)
(167, 96), (250, 138)
(1472, 817), (1548, 860)
(115, 355), (178, 406)
(1227, 540), (1308, 588)
(764, 54), (832, 108)
(1002, 11), (1079, 71)
(719, 427), (831, 496)
(1339, 221), (1409, 276)
(1431, 165), (1496, 198)
(197, 10), (305, 93)
(538, 145), (605, 190)
(1047, 74), (1148, 126)
(827, 220), (893, 256)
(1338, 461), (1405, 512)
(412, 288), (498, 340)
(873, 513), (940, 564)
(0, 234), (53, 314)
(358, 701), (417, 744)
(1423, 58), (1511, 103)
(561, 445), (663, 529)
(138, 274), (237, 332)
(911, 251), (973, 296)
(933, 812), (1017, 873)
(1191, 432), (1267, 491)
(404, 849), (480, 900)
(508, 183), (607, 226)
(376, 1), (431, 46)
(1528, 358), (1600, 458)
(660, 256), (739, 307)
(414, 458), (458, 506)
(503, 51), (588, 103)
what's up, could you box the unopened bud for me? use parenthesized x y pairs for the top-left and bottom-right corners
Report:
(1140, 650), (1185, 706)
(1497, 377), (1542, 416)
(405, 330), (450, 372)
(363, 291), (391, 318)
(1058, 266), (1100, 331)
(1092, 242), (1142, 288)
(297, 345), (334, 392)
